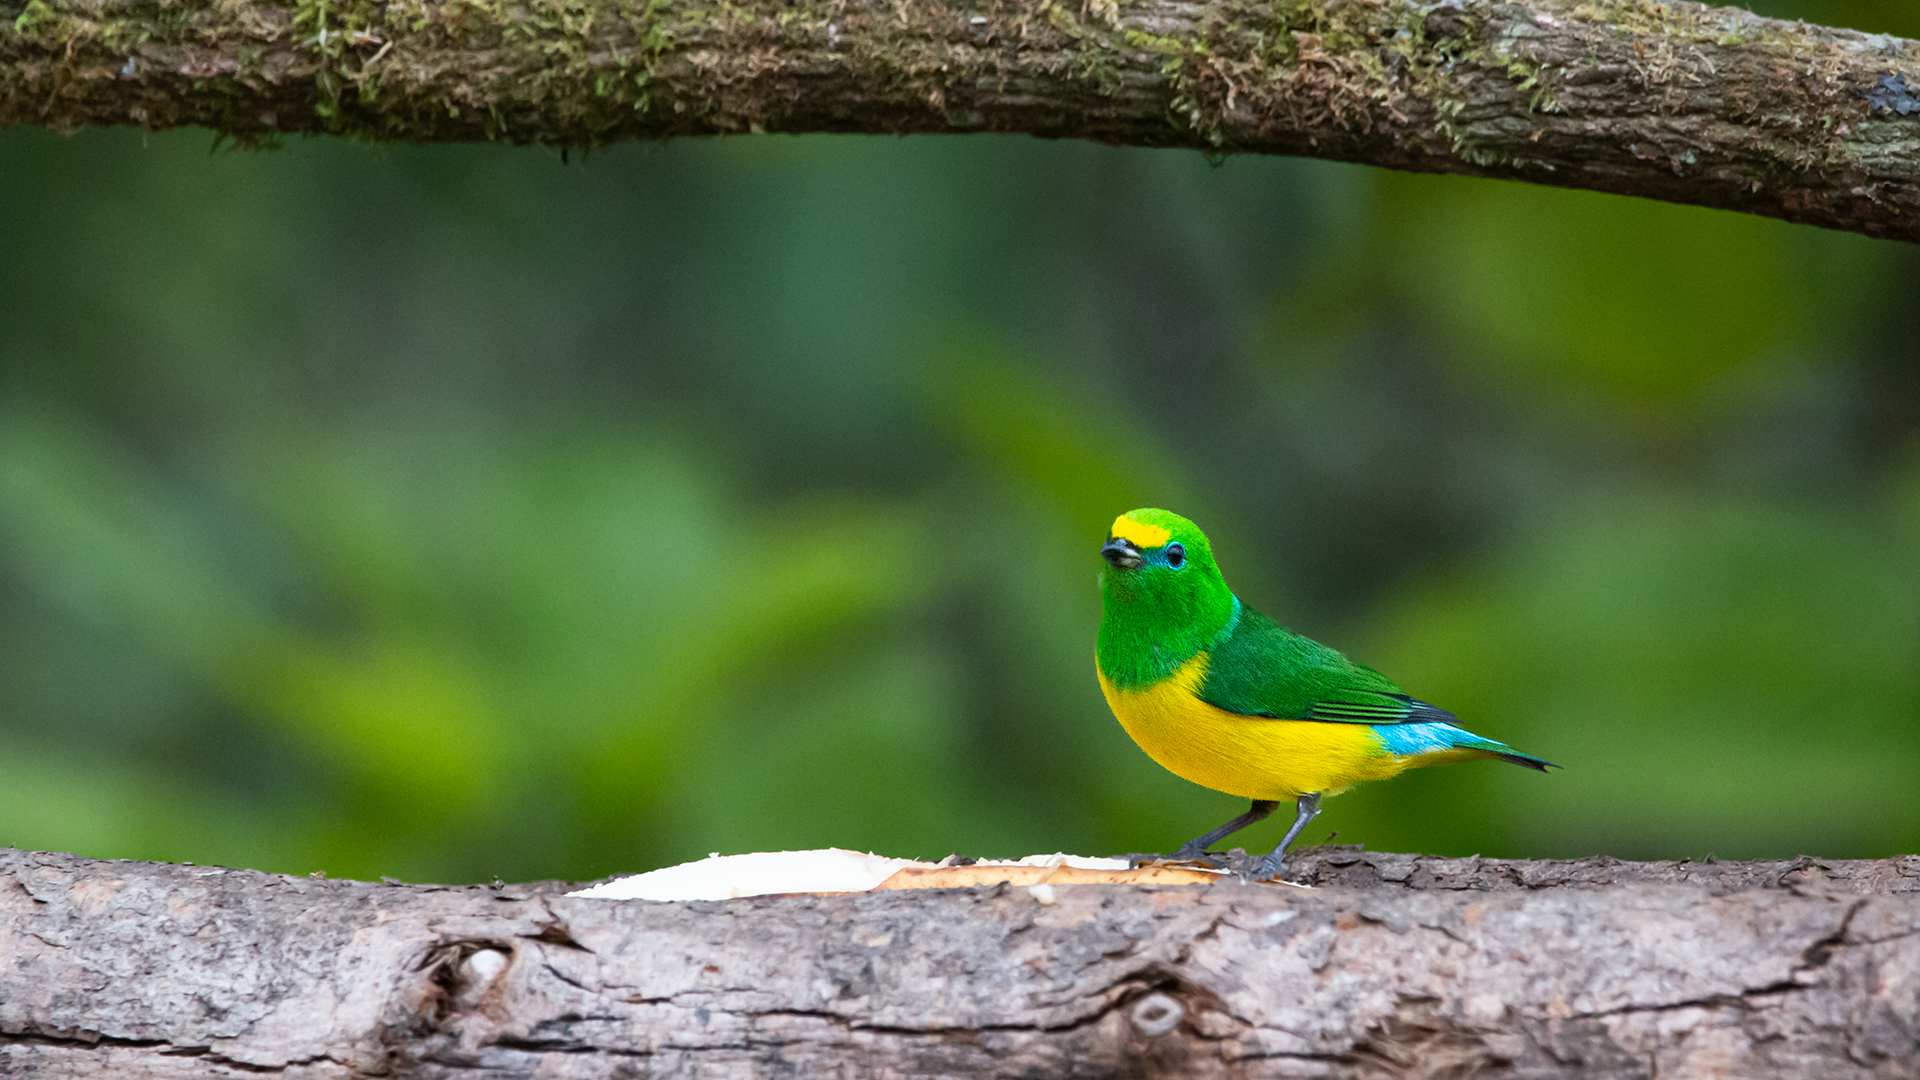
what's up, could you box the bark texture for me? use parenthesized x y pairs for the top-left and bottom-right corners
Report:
(3, 845), (1918, 1078)
(4, 0), (1920, 239)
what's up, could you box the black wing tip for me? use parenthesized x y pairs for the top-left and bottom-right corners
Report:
(1396, 695), (1461, 725)
(1495, 751), (1559, 772)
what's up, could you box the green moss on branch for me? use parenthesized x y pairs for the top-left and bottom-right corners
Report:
(4, 0), (1920, 240)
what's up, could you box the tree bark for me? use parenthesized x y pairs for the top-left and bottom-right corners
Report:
(3, 846), (1917, 1078)
(4, 0), (1920, 240)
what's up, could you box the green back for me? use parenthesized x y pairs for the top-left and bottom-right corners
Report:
(1199, 605), (1421, 722)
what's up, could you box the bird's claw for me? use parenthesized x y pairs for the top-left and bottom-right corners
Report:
(1129, 849), (1230, 870)
(1241, 851), (1305, 884)
(1244, 856), (1284, 882)
(1170, 844), (1234, 870)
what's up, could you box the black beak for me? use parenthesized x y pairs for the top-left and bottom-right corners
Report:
(1100, 537), (1145, 569)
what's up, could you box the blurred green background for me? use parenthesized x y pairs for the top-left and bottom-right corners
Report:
(2, 0), (1917, 884)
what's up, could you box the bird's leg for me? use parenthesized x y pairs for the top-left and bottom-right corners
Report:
(1159, 799), (1278, 865)
(1248, 793), (1322, 881)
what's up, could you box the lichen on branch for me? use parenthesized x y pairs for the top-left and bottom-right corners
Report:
(4, 0), (1920, 239)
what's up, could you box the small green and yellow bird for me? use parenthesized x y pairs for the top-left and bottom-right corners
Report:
(1097, 508), (1553, 880)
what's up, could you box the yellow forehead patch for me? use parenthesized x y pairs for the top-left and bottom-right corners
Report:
(1110, 514), (1172, 549)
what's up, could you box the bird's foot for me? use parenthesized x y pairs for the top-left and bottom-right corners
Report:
(1169, 841), (1213, 862)
(1244, 852), (1293, 883)
(1169, 842), (1233, 869)
(1130, 847), (1229, 870)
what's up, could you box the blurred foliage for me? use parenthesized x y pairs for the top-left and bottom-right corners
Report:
(1, 0), (1918, 882)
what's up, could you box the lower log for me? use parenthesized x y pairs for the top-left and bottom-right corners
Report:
(2, 846), (1917, 1077)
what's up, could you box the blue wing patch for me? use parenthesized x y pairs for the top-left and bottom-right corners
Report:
(1374, 721), (1482, 756)
(1372, 720), (1558, 771)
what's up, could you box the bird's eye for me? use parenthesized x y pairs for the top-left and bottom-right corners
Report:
(1166, 543), (1186, 568)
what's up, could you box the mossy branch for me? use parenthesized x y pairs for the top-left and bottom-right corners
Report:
(5, 0), (1920, 239)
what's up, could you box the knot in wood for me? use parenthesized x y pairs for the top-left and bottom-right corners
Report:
(1130, 992), (1184, 1037)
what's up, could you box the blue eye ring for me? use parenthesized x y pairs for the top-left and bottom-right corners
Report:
(1166, 543), (1186, 568)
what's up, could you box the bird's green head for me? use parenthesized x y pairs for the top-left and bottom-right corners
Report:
(1097, 508), (1237, 688)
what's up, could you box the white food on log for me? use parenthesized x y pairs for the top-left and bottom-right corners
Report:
(570, 849), (1134, 901)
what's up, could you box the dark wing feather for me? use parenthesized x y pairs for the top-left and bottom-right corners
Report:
(1307, 694), (1459, 725)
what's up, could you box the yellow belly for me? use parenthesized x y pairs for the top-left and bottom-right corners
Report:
(1098, 652), (1411, 801)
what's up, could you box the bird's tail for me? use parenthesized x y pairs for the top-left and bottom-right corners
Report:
(1487, 748), (1557, 772)
(1453, 729), (1557, 771)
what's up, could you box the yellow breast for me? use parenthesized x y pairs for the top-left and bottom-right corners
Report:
(1097, 652), (1409, 801)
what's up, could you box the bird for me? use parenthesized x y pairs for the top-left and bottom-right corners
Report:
(1096, 507), (1553, 881)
